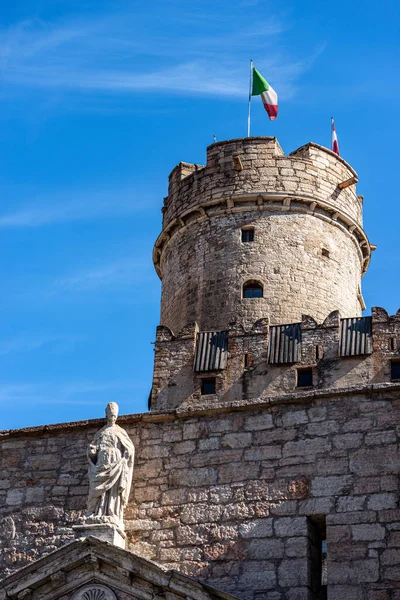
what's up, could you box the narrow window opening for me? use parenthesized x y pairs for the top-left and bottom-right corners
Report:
(201, 377), (216, 395)
(297, 367), (313, 388)
(243, 281), (263, 298)
(308, 515), (327, 600)
(315, 345), (320, 361)
(241, 227), (255, 243)
(321, 248), (330, 258)
(390, 360), (400, 381)
(390, 338), (396, 352)
(244, 353), (249, 368)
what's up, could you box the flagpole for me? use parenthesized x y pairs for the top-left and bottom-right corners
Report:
(247, 59), (253, 137)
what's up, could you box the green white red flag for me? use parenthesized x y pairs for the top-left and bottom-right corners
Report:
(331, 117), (340, 155)
(251, 66), (278, 121)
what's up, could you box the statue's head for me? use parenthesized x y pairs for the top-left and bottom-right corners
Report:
(105, 402), (119, 425)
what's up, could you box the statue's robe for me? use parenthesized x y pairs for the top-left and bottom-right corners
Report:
(86, 424), (135, 523)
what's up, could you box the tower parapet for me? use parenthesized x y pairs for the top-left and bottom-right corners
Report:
(151, 307), (400, 412)
(154, 137), (371, 336)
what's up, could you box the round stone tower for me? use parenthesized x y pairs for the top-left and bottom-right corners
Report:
(153, 137), (371, 334)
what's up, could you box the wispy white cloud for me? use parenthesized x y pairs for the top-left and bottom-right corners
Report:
(0, 379), (143, 407)
(51, 257), (152, 293)
(0, 186), (157, 228)
(0, 334), (84, 356)
(0, 11), (321, 101)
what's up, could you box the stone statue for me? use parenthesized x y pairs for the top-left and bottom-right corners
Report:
(85, 402), (134, 527)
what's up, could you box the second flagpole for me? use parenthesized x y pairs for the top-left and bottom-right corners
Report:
(247, 59), (253, 137)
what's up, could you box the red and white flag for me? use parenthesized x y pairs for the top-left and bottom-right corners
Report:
(331, 117), (340, 155)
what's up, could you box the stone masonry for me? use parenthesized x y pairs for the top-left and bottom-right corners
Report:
(154, 138), (371, 333)
(150, 307), (400, 412)
(1, 137), (399, 600)
(1, 388), (400, 600)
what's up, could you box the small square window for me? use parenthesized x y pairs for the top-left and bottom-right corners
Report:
(297, 368), (313, 388)
(322, 248), (330, 258)
(391, 360), (400, 381)
(201, 378), (216, 395)
(242, 228), (255, 243)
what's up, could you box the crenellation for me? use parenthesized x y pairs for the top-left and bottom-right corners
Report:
(150, 307), (400, 412)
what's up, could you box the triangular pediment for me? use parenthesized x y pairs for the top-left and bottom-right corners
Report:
(0, 537), (239, 600)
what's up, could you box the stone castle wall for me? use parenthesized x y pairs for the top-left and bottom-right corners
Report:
(1, 389), (400, 600)
(151, 307), (400, 412)
(153, 138), (371, 334)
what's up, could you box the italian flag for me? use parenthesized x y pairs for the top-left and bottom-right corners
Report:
(331, 117), (340, 156)
(251, 67), (278, 120)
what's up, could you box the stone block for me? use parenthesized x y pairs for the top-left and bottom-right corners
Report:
(280, 411), (308, 427)
(367, 493), (397, 511)
(328, 525), (351, 543)
(218, 461), (260, 483)
(352, 524), (385, 541)
(6, 489), (24, 506)
(25, 486), (45, 504)
(244, 446), (282, 461)
(308, 407), (327, 422)
(336, 496), (366, 512)
(191, 449), (243, 468)
(389, 532), (400, 547)
(285, 536), (308, 557)
(383, 566), (400, 580)
(365, 430), (397, 446)
(306, 420), (339, 436)
(180, 503), (223, 525)
(237, 563), (277, 590)
(198, 437), (220, 451)
(274, 517), (308, 537)
(209, 485), (233, 504)
(284, 438), (325, 458)
(173, 440), (196, 455)
(342, 418), (374, 433)
(239, 519), (273, 539)
(350, 446), (399, 476)
(244, 414), (273, 431)
(311, 475), (353, 496)
(73, 522), (126, 548)
(286, 590), (311, 600)
(221, 433), (252, 449)
(381, 549), (400, 566)
(248, 538), (284, 559)
(298, 497), (334, 515)
(169, 467), (217, 487)
(161, 488), (187, 505)
(333, 433), (363, 449)
(329, 559), (379, 583)
(278, 559), (308, 586)
(329, 586), (363, 600)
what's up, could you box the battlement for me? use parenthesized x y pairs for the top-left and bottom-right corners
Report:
(150, 307), (400, 412)
(162, 137), (364, 231)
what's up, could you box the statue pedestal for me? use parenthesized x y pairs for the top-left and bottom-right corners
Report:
(73, 522), (126, 549)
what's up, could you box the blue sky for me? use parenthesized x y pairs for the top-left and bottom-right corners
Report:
(0, 0), (399, 429)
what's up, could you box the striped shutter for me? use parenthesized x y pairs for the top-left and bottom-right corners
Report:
(194, 331), (229, 372)
(339, 317), (372, 357)
(268, 323), (302, 364)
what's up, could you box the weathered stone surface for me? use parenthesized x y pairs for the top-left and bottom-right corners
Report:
(157, 138), (366, 337)
(2, 387), (400, 598)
